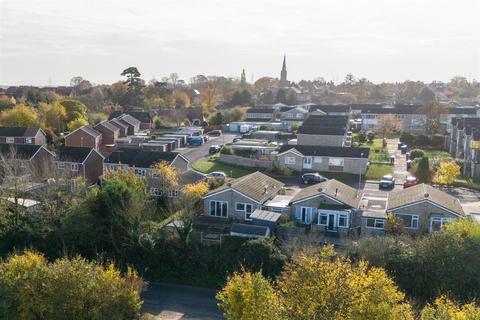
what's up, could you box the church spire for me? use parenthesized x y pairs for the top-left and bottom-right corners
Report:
(280, 54), (288, 88)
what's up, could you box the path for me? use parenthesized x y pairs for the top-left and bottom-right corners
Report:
(386, 138), (408, 182)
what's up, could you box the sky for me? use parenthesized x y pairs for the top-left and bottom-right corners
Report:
(0, 0), (479, 86)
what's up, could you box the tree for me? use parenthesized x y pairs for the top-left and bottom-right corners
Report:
(433, 161), (460, 185)
(169, 72), (179, 89)
(217, 271), (283, 320)
(121, 67), (144, 106)
(0, 104), (38, 127)
(0, 95), (15, 110)
(374, 114), (401, 140)
(367, 131), (375, 143)
(384, 213), (405, 235)
(67, 118), (88, 131)
(254, 77), (278, 91)
(150, 161), (179, 196)
(418, 101), (447, 134)
(357, 131), (367, 143)
(111, 81), (130, 106)
(0, 251), (143, 320)
(420, 296), (480, 320)
(277, 246), (413, 320)
(59, 99), (88, 123)
(240, 69), (247, 89)
(70, 76), (92, 95)
(201, 82), (218, 112)
(418, 86), (437, 104)
(40, 103), (67, 132)
(414, 156), (432, 183)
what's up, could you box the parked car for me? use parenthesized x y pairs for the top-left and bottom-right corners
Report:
(403, 176), (418, 188)
(207, 171), (227, 180)
(302, 173), (328, 185)
(209, 144), (221, 154)
(379, 175), (395, 189)
(207, 130), (222, 137)
(187, 136), (204, 146)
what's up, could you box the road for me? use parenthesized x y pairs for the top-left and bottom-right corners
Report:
(179, 133), (236, 165)
(142, 282), (222, 320)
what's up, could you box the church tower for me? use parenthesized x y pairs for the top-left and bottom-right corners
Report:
(279, 55), (288, 88)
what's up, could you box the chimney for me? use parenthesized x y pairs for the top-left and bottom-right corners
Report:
(264, 185), (268, 194)
(335, 188), (339, 197)
(424, 193), (429, 198)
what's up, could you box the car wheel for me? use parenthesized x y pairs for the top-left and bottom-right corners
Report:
(304, 180), (308, 184)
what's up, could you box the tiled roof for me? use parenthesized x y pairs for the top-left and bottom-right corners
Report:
(279, 145), (370, 158)
(250, 209), (282, 222)
(0, 126), (41, 137)
(297, 126), (346, 135)
(109, 110), (152, 123)
(246, 108), (275, 114)
(205, 171), (284, 203)
(0, 143), (43, 160)
(56, 146), (94, 163)
(309, 104), (351, 113)
(109, 119), (129, 129)
(104, 148), (181, 168)
(387, 183), (464, 215)
(290, 179), (362, 208)
(95, 121), (119, 133)
(80, 126), (102, 138)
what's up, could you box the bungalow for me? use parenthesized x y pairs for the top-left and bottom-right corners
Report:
(64, 125), (102, 150)
(0, 127), (47, 146)
(308, 104), (351, 116)
(362, 184), (465, 235)
(289, 179), (362, 237)
(276, 145), (370, 174)
(279, 106), (308, 129)
(55, 146), (104, 185)
(202, 171), (284, 221)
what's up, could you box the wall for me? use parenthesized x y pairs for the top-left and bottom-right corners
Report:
(219, 154), (271, 169)
(203, 189), (262, 221)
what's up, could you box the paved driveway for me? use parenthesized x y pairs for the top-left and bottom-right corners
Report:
(179, 133), (236, 165)
(142, 283), (223, 320)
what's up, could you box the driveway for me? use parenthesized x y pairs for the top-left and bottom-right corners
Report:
(142, 282), (223, 320)
(179, 133), (236, 165)
(386, 138), (408, 181)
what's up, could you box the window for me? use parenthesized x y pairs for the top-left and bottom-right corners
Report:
(209, 200), (228, 217)
(300, 207), (313, 224)
(57, 162), (65, 170)
(318, 212), (328, 226)
(109, 164), (117, 171)
(135, 168), (146, 176)
(19, 160), (27, 168)
(168, 190), (179, 198)
(328, 157), (345, 166)
(71, 163), (79, 171)
(296, 113), (303, 119)
(314, 156), (322, 163)
(25, 138), (33, 144)
(430, 217), (453, 232)
(396, 214), (419, 229)
(285, 156), (296, 165)
(338, 214), (349, 227)
(236, 202), (253, 221)
(150, 188), (161, 196)
(6, 137), (14, 144)
(366, 218), (385, 229)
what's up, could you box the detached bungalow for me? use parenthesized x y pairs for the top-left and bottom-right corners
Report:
(362, 183), (465, 235)
(290, 179), (362, 237)
(276, 145), (370, 174)
(202, 171), (284, 221)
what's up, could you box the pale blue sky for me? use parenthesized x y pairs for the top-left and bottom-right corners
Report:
(1, 0), (479, 86)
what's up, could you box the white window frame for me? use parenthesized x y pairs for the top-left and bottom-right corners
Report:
(236, 202), (253, 221)
(19, 160), (27, 168)
(430, 216), (454, 232)
(338, 213), (349, 228)
(395, 214), (419, 229)
(25, 138), (33, 144)
(150, 188), (161, 196)
(366, 218), (385, 229)
(135, 168), (146, 176)
(314, 156), (322, 163)
(328, 157), (345, 166)
(285, 156), (296, 165)
(6, 137), (14, 144)
(70, 163), (79, 172)
(209, 200), (228, 218)
(318, 212), (328, 226)
(300, 207), (313, 224)
(57, 162), (65, 170)
(168, 190), (179, 198)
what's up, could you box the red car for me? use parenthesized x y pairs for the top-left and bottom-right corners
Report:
(403, 176), (418, 188)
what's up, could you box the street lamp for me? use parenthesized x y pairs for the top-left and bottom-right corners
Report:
(359, 152), (364, 190)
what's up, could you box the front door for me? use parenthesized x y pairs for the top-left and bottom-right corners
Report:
(303, 157), (313, 169)
(328, 214), (335, 230)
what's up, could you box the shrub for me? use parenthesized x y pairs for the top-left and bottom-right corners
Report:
(413, 135), (430, 146)
(357, 131), (367, 143)
(400, 132), (414, 145)
(409, 149), (425, 160)
(367, 132), (375, 143)
(414, 156), (432, 183)
(220, 146), (233, 155)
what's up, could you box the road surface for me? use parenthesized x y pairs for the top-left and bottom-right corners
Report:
(142, 282), (223, 320)
(179, 133), (236, 165)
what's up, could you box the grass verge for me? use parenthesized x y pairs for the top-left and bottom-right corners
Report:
(365, 164), (394, 180)
(192, 158), (254, 178)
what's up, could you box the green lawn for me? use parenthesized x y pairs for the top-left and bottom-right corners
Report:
(423, 150), (453, 162)
(365, 164), (394, 180)
(359, 139), (389, 162)
(192, 159), (254, 178)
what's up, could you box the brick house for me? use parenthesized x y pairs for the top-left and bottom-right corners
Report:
(0, 127), (47, 145)
(109, 119), (129, 137)
(64, 126), (102, 150)
(109, 111), (152, 130)
(94, 121), (120, 145)
(55, 146), (104, 185)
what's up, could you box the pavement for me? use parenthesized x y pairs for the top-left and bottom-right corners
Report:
(179, 133), (236, 166)
(141, 282), (223, 320)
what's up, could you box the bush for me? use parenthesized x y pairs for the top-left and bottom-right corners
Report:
(220, 146), (233, 155)
(357, 131), (367, 143)
(409, 149), (425, 160)
(367, 132), (375, 143)
(413, 156), (432, 183)
(400, 132), (414, 145)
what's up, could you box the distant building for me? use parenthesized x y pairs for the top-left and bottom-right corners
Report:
(279, 55), (289, 88)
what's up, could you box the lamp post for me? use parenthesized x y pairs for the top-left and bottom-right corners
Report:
(359, 152), (364, 189)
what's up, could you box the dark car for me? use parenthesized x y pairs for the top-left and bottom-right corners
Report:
(302, 173), (328, 185)
(209, 145), (221, 154)
(379, 174), (395, 189)
(403, 176), (418, 188)
(207, 130), (222, 137)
